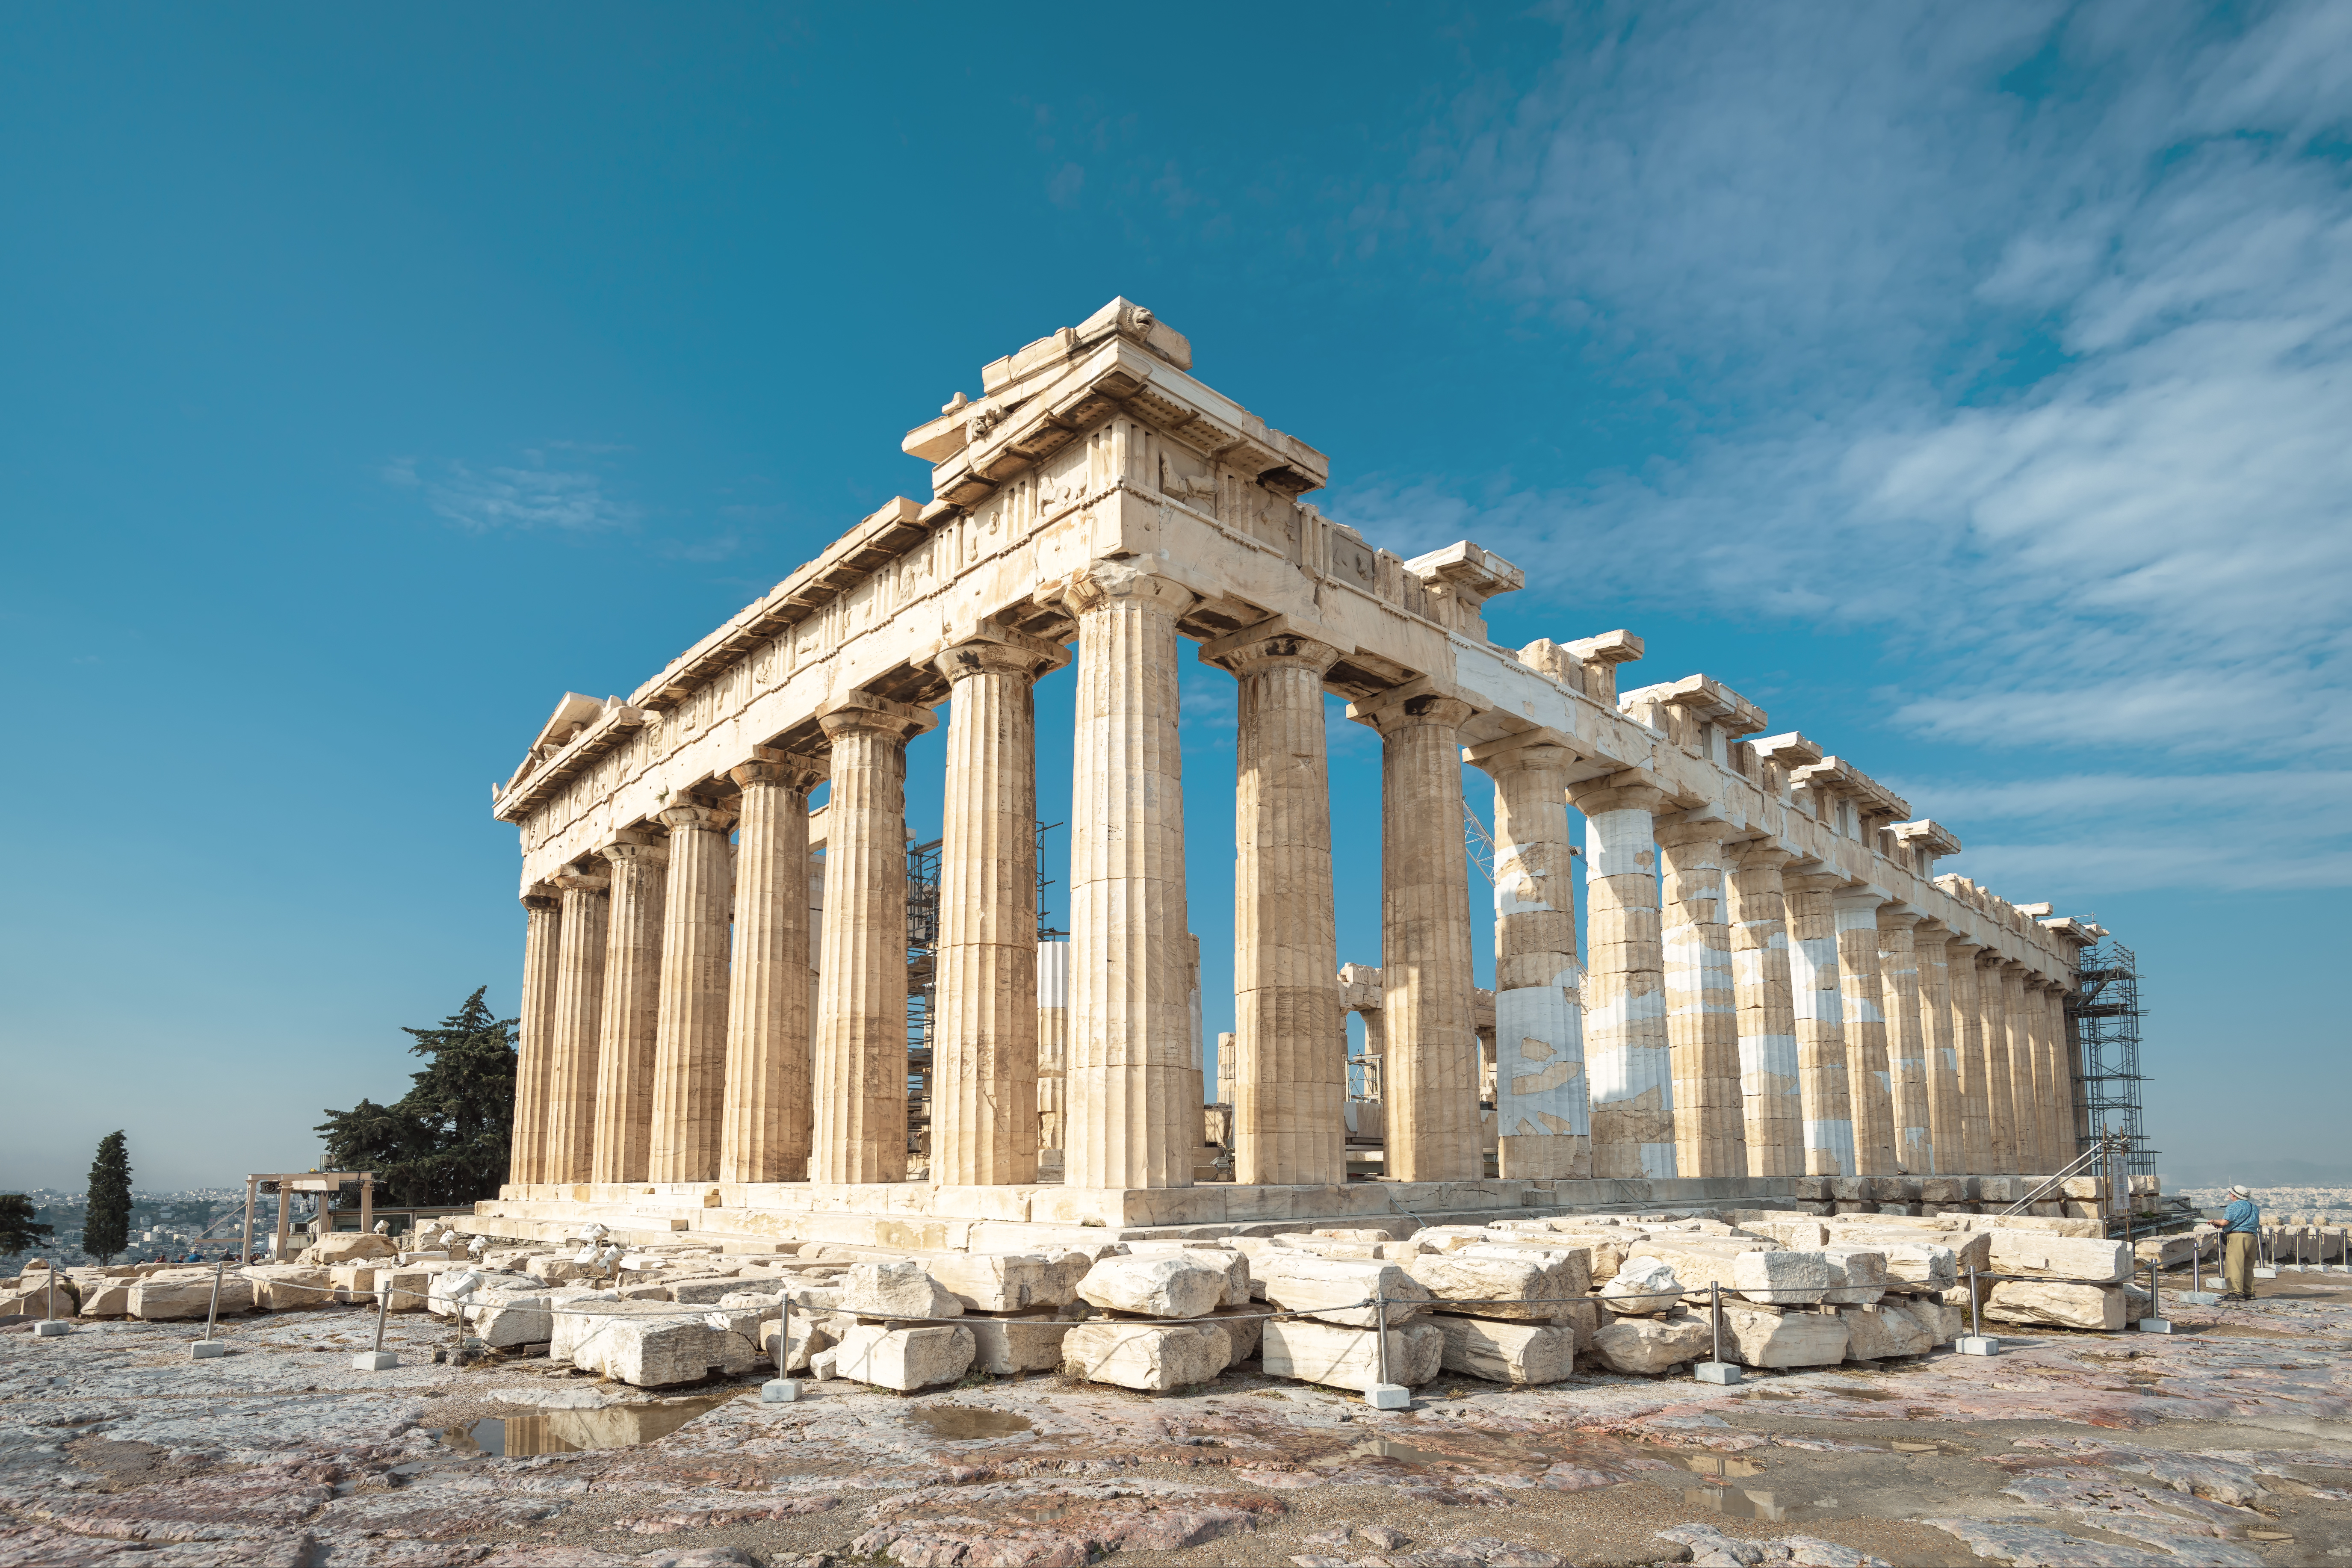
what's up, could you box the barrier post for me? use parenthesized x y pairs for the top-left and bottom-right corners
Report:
(1957, 1263), (1998, 1355)
(1696, 1279), (1740, 1384)
(35, 1265), (70, 1337)
(2137, 1258), (2170, 1334)
(352, 1267), (400, 1370)
(1366, 1292), (1408, 1409)
(190, 1261), (228, 1358)
(761, 1289), (800, 1403)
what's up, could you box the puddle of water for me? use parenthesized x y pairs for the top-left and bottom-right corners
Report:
(1661, 1453), (1766, 1479)
(1681, 1485), (1796, 1521)
(1351, 1435), (1461, 1465)
(439, 1389), (747, 1458)
(1818, 1383), (1908, 1401)
(905, 1406), (1034, 1441)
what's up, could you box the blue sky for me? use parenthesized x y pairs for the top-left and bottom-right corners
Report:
(4, 3), (2345, 1193)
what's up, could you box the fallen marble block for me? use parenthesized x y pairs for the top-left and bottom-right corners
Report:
(1732, 1249), (1838, 1305)
(1062, 1321), (1230, 1391)
(1121, 1241), (1252, 1306)
(75, 1281), (133, 1318)
(838, 1260), (962, 1320)
(1980, 1230), (2130, 1285)
(1817, 1247), (1889, 1305)
(757, 1314), (839, 1373)
(1077, 1252), (1229, 1319)
(1261, 1318), (1443, 1390)
(662, 1276), (750, 1305)
(1207, 1305), (1265, 1362)
(1436, 1317), (1576, 1386)
(246, 1267), (337, 1311)
(964, 1313), (1071, 1374)
(927, 1252), (1076, 1314)
(1, 1278), (80, 1318)
(1589, 1308), (1714, 1374)
(1406, 1252), (1575, 1323)
(1984, 1281), (2127, 1332)
(1600, 1255), (1685, 1314)
(1716, 1303), (1851, 1368)
(301, 1232), (397, 1265)
(1253, 1256), (1431, 1328)
(465, 1289), (554, 1347)
(829, 1323), (975, 1391)
(555, 1299), (764, 1386)
(1840, 1301), (1935, 1360)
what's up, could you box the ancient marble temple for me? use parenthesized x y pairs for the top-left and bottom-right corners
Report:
(488, 300), (2098, 1246)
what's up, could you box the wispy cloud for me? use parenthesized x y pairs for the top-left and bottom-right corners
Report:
(1347, 1), (2352, 892)
(383, 447), (640, 533)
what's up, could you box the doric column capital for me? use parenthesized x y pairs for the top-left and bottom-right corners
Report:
(658, 800), (734, 835)
(1875, 905), (1928, 930)
(1563, 773), (1671, 817)
(520, 886), (560, 913)
(728, 748), (825, 795)
(1463, 734), (1578, 780)
(1347, 685), (1476, 737)
(1726, 838), (1797, 874)
(1653, 813), (1737, 850)
(598, 832), (670, 873)
(550, 865), (610, 895)
(1198, 617), (1343, 680)
(930, 622), (1072, 684)
(815, 691), (938, 744)
(1782, 868), (1853, 896)
(1831, 885), (1890, 912)
(1051, 558), (1200, 617)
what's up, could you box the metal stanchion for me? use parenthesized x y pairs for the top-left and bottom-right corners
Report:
(1696, 1280), (1739, 1384)
(2137, 1259), (2170, 1333)
(190, 1261), (228, 1358)
(1957, 1263), (1997, 1355)
(1365, 1291), (1406, 1409)
(35, 1265), (69, 1337)
(761, 1290), (800, 1403)
(353, 1270), (399, 1370)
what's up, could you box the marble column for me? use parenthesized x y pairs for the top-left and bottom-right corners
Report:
(647, 801), (734, 1183)
(1061, 562), (1198, 1190)
(544, 865), (611, 1184)
(511, 889), (562, 1185)
(1915, 922), (1963, 1175)
(1726, 843), (1802, 1178)
(1355, 690), (1482, 1184)
(1657, 817), (1745, 1178)
(2048, 983), (2080, 1168)
(1472, 740), (1589, 1180)
(1037, 940), (1070, 1151)
(1835, 889), (1896, 1176)
(1876, 909), (1933, 1176)
(1209, 626), (1345, 1187)
(2003, 963), (2043, 1173)
(1566, 778), (1675, 1179)
(718, 755), (821, 1184)
(809, 695), (934, 1186)
(1944, 937), (1992, 1174)
(1782, 871), (1852, 1176)
(591, 832), (668, 1184)
(930, 629), (1065, 1187)
(1977, 952), (2018, 1175)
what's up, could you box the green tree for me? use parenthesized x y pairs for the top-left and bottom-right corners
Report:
(0, 1194), (53, 1257)
(318, 987), (518, 1206)
(85, 1131), (133, 1263)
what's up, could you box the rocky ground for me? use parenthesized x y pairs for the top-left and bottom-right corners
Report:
(3, 1275), (2348, 1568)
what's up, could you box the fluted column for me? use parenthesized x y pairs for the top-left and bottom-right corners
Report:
(511, 889), (562, 1185)
(1566, 778), (1675, 1179)
(591, 833), (668, 1183)
(809, 695), (934, 1186)
(1353, 690), (1482, 1183)
(1782, 871), (1852, 1176)
(544, 865), (611, 1184)
(1037, 940), (1070, 1150)
(1977, 952), (2018, 1174)
(2003, 963), (2041, 1173)
(2049, 983), (2080, 1168)
(718, 755), (821, 1183)
(647, 800), (735, 1182)
(1725, 843), (1801, 1178)
(1915, 921), (1961, 1175)
(1207, 626), (1345, 1187)
(1657, 817), (1744, 1178)
(1944, 937), (1992, 1173)
(1061, 563), (1198, 1190)
(1835, 889), (1896, 1176)
(1471, 740), (1589, 1180)
(930, 629), (1066, 1186)
(1876, 909), (1932, 1176)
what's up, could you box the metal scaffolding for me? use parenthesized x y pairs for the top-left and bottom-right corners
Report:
(905, 836), (943, 1149)
(2068, 940), (2155, 1180)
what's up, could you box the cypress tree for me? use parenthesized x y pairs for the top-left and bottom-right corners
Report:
(0, 1194), (53, 1258)
(318, 987), (518, 1206)
(85, 1131), (133, 1263)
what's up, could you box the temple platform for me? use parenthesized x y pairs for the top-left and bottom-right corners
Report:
(454, 1175), (1805, 1253)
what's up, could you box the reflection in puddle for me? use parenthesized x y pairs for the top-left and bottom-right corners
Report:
(1661, 1453), (1765, 1479)
(439, 1389), (747, 1457)
(1682, 1485), (1791, 1521)
(906, 1405), (1035, 1441)
(1352, 1435), (1461, 1466)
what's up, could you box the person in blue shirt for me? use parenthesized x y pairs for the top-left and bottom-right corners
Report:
(2210, 1184), (2261, 1300)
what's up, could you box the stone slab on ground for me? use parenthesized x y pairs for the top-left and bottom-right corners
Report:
(1061, 1321), (1230, 1390)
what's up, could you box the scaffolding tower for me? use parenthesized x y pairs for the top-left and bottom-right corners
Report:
(2068, 940), (2156, 1180)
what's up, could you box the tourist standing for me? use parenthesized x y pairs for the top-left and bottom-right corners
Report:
(2211, 1184), (2262, 1300)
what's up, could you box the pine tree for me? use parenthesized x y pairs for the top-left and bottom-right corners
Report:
(317, 987), (518, 1206)
(0, 1194), (53, 1258)
(85, 1131), (133, 1263)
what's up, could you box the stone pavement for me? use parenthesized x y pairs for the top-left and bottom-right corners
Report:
(3, 1277), (2348, 1567)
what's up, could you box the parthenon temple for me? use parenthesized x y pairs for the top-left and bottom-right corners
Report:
(482, 299), (2104, 1252)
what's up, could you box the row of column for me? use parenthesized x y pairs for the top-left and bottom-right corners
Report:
(512, 557), (2082, 1192)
